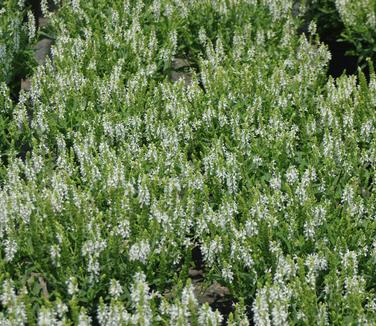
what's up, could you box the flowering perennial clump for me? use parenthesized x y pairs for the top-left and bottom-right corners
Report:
(0, 0), (375, 324)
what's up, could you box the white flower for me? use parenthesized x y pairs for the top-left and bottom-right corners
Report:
(4, 239), (17, 262)
(27, 11), (36, 40)
(222, 265), (234, 283)
(130, 272), (153, 326)
(50, 244), (61, 266)
(198, 27), (207, 45)
(66, 277), (79, 296)
(253, 156), (263, 167)
(341, 183), (354, 205)
(138, 182), (150, 207)
(198, 304), (223, 326)
(71, 0), (81, 13)
(308, 21), (317, 35)
(245, 219), (259, 237)
(252, 288), (271, 326)
(113, 219), (130, 239)
(78, 310), (92, 326)
(55, 301), (68, 318)
(109, 279), (123, 299)
(271, 300), (288, 326)
(81, 239), (107, 281)
(303, 219), (315, 240)
(285, 166), (298, 184)
(152, 0), (161, 20)
(181, 283), (198, 307)
(270, 174), (281, 190)
(1, 280), (16, 306)
(341, 250), (358, 273)
(41, 0), (49, 17)
(305, 254), (328, 288)
(201, 238), (223, 265)
(129, 240), (150, 264)
(18, 0), (25, 8)
(38, 307), (56, 326)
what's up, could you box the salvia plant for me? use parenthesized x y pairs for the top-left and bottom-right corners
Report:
(335, 0), (376, 64)
(306, 0), (376, 67)
(0, 0), (35, 96)
(0, 0), (375, 324)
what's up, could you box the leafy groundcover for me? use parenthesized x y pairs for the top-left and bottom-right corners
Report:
(0, 0), (375, 325)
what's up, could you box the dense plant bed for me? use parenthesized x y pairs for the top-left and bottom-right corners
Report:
(0, 0), (38, 99)
(305, 0), (376, 76)
(0, 0), (375, 325)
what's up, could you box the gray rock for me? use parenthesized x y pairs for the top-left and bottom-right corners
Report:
(188, 268), (204, 279)
(170, 57), (194, 86)
(21, 37), (53, 92)
(171, 71), (193, 86)
(21, 78), (31, 91)
(38, 17), (49, 28)
(193, 281), (230, 305)
(34, 38), (52, 65)
(172, 57), (191, 70)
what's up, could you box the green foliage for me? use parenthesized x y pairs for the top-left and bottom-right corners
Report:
(306, 0), (376, 67)
(0, 0), (375, 324)
(335, 0), (376, 65)
(0, 0), (36, 98)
